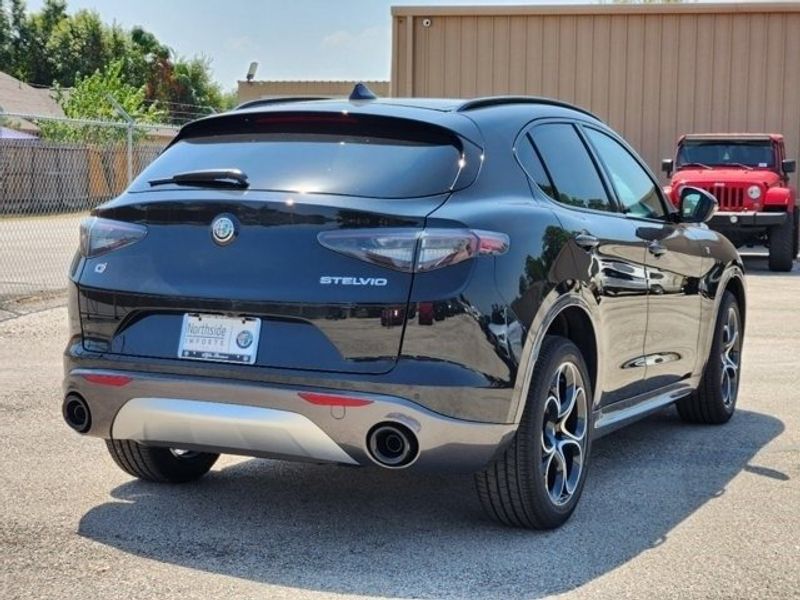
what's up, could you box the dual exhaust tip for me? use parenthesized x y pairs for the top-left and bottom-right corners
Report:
(63, 394), (420, 468)
(367, 422), (419, 468)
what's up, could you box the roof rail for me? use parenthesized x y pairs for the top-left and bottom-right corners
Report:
(456, 96), (601, 120)
(234, 96), (331, 111)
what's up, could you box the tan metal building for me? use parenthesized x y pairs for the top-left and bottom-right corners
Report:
(237, 80), (390, 104)
(391, 2), (800, 175)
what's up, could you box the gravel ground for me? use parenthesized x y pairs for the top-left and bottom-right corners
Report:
(0, 254), (798, 600)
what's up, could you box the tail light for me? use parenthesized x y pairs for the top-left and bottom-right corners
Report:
(79, 217), (147, 258)
(317, 228), (509, 273)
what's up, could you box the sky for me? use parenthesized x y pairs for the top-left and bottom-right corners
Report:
(25, 0), (602, 90)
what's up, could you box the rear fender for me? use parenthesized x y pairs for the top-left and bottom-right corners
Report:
(506, 288), (602, 424)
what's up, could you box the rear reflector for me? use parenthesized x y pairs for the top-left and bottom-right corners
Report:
(82, 374), (133, 387)
(298, 392), (373, 407)
(317, 228), (509, 273)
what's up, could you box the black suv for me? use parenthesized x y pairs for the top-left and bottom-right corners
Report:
(63, 91), (746, 529)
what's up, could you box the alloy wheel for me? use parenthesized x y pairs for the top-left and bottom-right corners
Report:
(720, 307), (741, 408)
(541, 361), (588, 506)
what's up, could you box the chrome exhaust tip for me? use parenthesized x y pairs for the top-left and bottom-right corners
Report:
(367, 422), (419, 468)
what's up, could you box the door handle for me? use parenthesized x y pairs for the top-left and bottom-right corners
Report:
(574, 232), (600, 251)
(648, 241), (667, 257)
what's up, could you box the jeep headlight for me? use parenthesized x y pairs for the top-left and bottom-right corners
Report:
(747, 185), (762, 200)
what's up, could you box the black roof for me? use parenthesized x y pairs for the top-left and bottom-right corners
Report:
(234, 94), (601, 120)
(176, 92), (602, 150)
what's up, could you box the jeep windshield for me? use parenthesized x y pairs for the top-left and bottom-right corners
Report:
(676, 140), (775, 169)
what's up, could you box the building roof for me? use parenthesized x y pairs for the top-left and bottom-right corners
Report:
(0, 126), (37, 139)
(391, 2), (800, 17)
(0, 71), (63, 117)
(0, 71), (64, 134)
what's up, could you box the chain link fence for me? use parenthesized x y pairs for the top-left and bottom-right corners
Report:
(0, 112), (178, 304)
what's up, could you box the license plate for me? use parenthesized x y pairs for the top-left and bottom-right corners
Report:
(178, 313), (261, 365)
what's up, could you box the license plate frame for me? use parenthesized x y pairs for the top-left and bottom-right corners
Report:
(177, 313), (261, 365)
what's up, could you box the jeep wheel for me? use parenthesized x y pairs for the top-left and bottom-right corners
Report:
(106, 439), (219, 483)
(475, 336), (591, 529)
(767, 214), (795, 271)
(793, 210), (799, 259)
(677, 291), (741, 424)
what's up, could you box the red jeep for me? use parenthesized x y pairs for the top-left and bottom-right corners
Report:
(663, 133), (798, 271)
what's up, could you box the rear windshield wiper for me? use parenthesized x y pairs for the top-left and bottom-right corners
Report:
(678, 162), (712, 170)
(149, 168), (249, 188)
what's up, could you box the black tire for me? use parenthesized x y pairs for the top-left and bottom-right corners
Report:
(105, 439), (218, 483)
(677, 291), (742, 425)
(475, 336), (592, 530)
(767, 214), (795, 272)
(792, 210), (799, 259)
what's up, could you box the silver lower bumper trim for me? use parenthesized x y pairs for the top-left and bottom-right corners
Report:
(112, 397), (358, 465)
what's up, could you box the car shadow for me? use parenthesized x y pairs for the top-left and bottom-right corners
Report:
(78, 408), (784, 599)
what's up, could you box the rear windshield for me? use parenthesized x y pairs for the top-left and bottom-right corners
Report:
(131, 113), (473, 199)
(677, 141), (775, 169)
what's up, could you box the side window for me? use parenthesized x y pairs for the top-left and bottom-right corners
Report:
(584, 128), (667, 219)
(531, 124), (613, 212)
(515, 133), (557, 200)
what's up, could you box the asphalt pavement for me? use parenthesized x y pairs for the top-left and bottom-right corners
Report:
(0, 254), (798, 600)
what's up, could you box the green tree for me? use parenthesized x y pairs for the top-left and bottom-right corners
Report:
(8, 0), (29, 79)
(25, 0), (67, 83)
(0, 0), (12, 69)
(46, 9), (108, 86)
(1, 0), (228, 121)
(39, 59), (166, 142)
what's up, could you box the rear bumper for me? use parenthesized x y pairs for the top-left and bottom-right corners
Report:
(63, 367), (515, 472)
(710, 211), (787, 228)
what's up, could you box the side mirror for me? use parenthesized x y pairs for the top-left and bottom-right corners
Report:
(679, 186), (717, 224)
(782, 159), (796, 174)
(661, 159), (674, 176)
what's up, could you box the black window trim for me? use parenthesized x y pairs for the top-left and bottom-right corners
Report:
(514, 117), (624, 216)
(577, 123), (675, 223)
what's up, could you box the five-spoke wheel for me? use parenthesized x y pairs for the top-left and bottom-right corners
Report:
(541, 361), (588, 506)
(476, 336), (593, 529)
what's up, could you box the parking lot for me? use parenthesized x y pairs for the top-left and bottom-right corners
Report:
(0, 254), (797, 600)
(0, 213), (81, 303)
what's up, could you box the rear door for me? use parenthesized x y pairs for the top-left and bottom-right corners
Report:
(581, 125), (705, 390)
(525, 122), (651, 406)
(78, 111), (481, 375)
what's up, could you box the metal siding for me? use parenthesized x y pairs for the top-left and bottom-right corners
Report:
(461, 16), (479, 97)
(525, 17), (544, 96)
(509, 17), (527, 94)
(782, 14), (800, 176)
(392, 5), (800, 173)
(574, 16), (595, 111)
(541, 16), (560, 98)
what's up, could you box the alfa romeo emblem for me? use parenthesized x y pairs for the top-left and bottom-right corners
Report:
(236, 330), (253, 349)
(211, 215), (236, 245)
